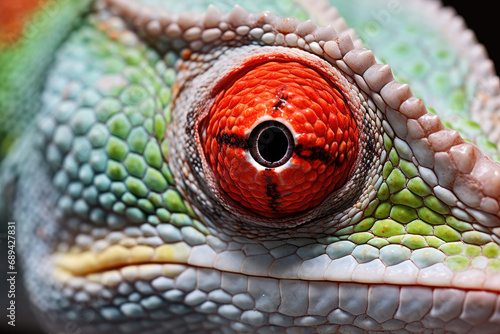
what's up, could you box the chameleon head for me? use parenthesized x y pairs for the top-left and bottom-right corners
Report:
(3, 0), (500, 333)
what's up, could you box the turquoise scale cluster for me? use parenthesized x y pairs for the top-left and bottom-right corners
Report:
(37, 18), (209, 242)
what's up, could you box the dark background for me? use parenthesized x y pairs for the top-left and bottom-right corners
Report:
(442, 0), (500, 74)
(1, 2), (499, 334)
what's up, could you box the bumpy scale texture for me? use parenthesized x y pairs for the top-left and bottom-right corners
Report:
(1, 0), (500, 334)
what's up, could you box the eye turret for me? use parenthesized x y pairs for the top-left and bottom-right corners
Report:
(201, 60), (359, 217)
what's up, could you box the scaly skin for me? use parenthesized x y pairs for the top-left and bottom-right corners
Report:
(2, 0), (500, 333)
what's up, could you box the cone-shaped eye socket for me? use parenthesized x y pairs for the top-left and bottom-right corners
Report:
(201, 60), (359, 217)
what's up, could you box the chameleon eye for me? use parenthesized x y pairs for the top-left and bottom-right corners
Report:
(201, 61), (359, 217)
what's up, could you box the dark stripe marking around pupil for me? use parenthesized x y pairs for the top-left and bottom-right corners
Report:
(264, 169), (280, 211)
(216, 130), (333, 164)
(295, 144), (334, 164)
(216, 133), (249, 149)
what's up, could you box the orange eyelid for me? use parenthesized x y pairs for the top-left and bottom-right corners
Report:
(201, 60), (359, 218)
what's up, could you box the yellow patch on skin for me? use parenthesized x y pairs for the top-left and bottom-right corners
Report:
(53, 243), (191, 276)
(154, 242), (191, 263)
(54, 252), (100, 276)
(154, 245), (175, 261)
(54, 264), (189, 286)
(97, 245), (130, 268)
(129, 245), (155, 262)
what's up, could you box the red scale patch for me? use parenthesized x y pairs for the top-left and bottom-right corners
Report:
(202, 61), (359, 217)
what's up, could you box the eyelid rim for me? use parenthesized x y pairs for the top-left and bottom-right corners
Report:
(191, 45), (367, 228)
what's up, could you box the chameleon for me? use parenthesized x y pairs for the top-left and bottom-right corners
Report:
(1, 0), (500, 333)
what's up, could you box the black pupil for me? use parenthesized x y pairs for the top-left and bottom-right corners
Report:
(258, 127), (288, 163)
(249, 121), (294, 168)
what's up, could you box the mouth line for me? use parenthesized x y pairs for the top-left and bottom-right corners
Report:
(56, 261), (188, 276)
(53, 244), (500, 294)
(54, 260), (500, 296)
